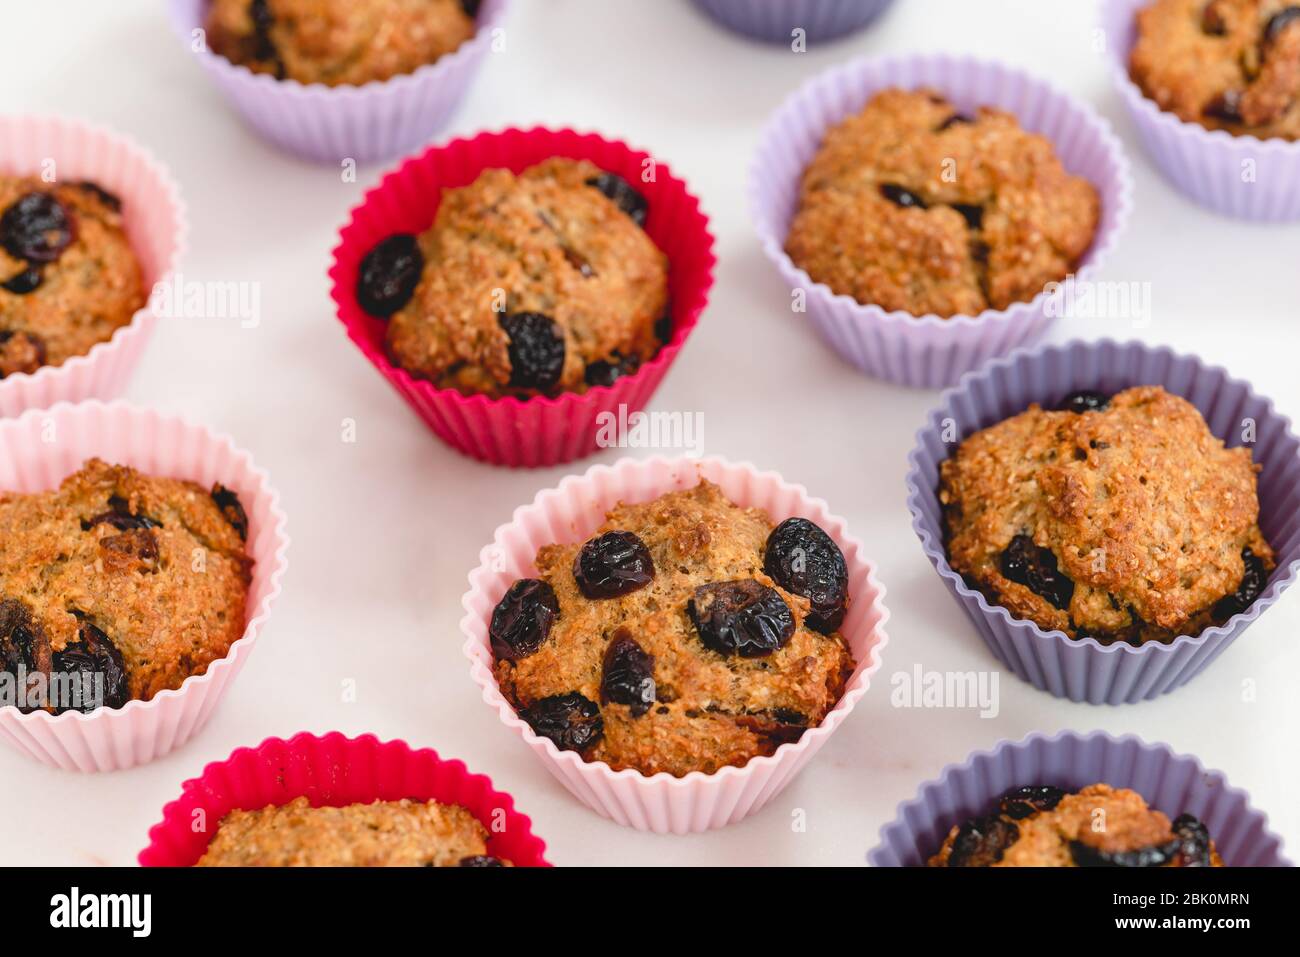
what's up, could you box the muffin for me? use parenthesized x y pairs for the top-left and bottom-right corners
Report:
(357, 158), (670, 399)
(490, 481), (856, 777)
(940, 385), (1274, 646)
(0, 177), (145, 378)
(929, 783), (1223, 867)
(196, 797), (508, 867)
(204, 0), (477, 86)
(0, 459), (252, 714)
(1130, 0), (1300, 141)
(784, 87), (1100, 318)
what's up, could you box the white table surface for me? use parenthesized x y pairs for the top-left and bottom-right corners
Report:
(2, 0), (1297, 867)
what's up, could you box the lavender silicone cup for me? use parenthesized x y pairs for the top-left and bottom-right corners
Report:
(690, 0), (894, 44)
(749, 53), (1133, 389)
(906, 339), (1300, 704)
(1102, 0), (1300, 221)
(169, 0), (508, 165)
(868, 731), (1289, 866)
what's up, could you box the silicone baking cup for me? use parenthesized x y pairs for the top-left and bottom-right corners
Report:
(1103, 0), (1300, 221)
(691, 0), (894, 44)
(749, 53), (1133, 389)
(168, 0), (509, 165)
(906, 339), (1300, 705)
(462, 456), (890, 833)
(330, 127), (715, 468)
(0, 115), (187, 417)
(139, 732), (550, 866)
(868, 731), (1289, 866)
(0, 402), (289, 772)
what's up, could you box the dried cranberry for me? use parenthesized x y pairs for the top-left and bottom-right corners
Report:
(1205, 90), (1244, 123)
(688, 580), (795, 658)
(1214, 547), (1268, 619)
(1070, 837), (1179, 867)
(947, 815), (1019, 867)
(999, 785), (1066, 820)
(573, 531), (654, 599)
(1201, 1), (1228, 35)
(937, 113), (974, 131)
(763, 517), (848, 634)
(952, 203), (983, 229)
(81, 494), (161, 532)
(1, 266), (42, 295)
(584, 172), (648, 227)
(0, 330), (46, 378)
(880, 183), (927, 209)
(0, 192), (74, 264)
(356, 234), (423, 318)
(458, 855), (503, 866)
(1265, 6), (1300, 43)
(654, 309), (673, 345)
(250, 0), (280, 65)
(51, 620), (129, 714)
(1058, 390), (1111, 413)
(100, 528), (160, 568)
(736, 709), (808, 746)
(584, 352), (640, 388)
(489, 579), (559, 661)
(459, 1), (483, 18)
(521, 692), (603, 753)
(212, 484), (249, 541)
(72, 181), (122, 212)
(499, 312), (566, 392)
(1172, 814), (1214, 867)
(600, 631), (655, 717)
(1000, 535), (1074, 610)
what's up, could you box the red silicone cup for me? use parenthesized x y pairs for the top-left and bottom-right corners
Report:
(139, 732), (550, 867)
(329, 127), (716, 468)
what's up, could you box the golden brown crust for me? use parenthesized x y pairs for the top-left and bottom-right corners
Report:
(494, 482), (855, 777)
(0, 459), (251, 703)
(196, 797), (503, 867)
(785, 88), (1100, 318)
(1130, 0), (1300, 141)
(0, 177), (145, 376)
(205, 0), (476, 86)
(386, 158), (669, 398)
(940, 386), (1273, 644)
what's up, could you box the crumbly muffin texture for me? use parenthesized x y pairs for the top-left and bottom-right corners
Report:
(929, 784), (1223, 867)
(0, 177), (145, 378)
(0, 459), (252, 711)
(205, 0), (477, 86)
(785, 88), (1100, 318)
(1130, 0), (1300, 141)
(196, 797), (507, 867)
(492, 481), (856, 778)
(940, 386), (1273, 645)
(382, 158), (669, 399)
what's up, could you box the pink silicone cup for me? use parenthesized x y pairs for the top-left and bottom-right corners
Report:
(139, 732), (550, 867)
(748, 53), (1133, 389)
(1102, 0), (1300, 221)
(0, 115), (187, 416)
(461, 456), (890, 833)
(329, 127), (716, 468)
(0, 401), (289, 772)
(168, 0), (511, 165)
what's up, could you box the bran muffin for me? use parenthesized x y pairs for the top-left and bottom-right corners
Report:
(940, 386), (1273, 646)
(490, 481), (855, 778)
(929, 784), (1223, 867)
(784, 88), (1100, 318)
(196, 797), (507, 867)
(1130, 0), (1300, 141)
(0, 177), (145, 378)
(0, 459), (252, 713)
(204, 0), (477, 86)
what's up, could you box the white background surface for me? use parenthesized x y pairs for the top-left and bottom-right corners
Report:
(1, 0), (1297, 867)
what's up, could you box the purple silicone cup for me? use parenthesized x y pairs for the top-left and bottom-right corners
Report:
(868, 731), (1290, 866)
(690, 0), (895, 44)
(906, 339), (1300, 705)
(1102, 0), (1300, 221)
(748, 53), (1133, 390)
(169, 0), (509, 165)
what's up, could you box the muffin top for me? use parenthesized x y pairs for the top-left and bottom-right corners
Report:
(196, 797), (507, 867)
(0, 177), (145, 378)
(940, 386), (1273, 645)
(491, 481), (856, 777)
(1130, 0), (1300, 141)
(784, 88), (1100, 318)
(929, 784), (1222, 867)
(0, 459), (252, 712)
(205, 0), (477, 86)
